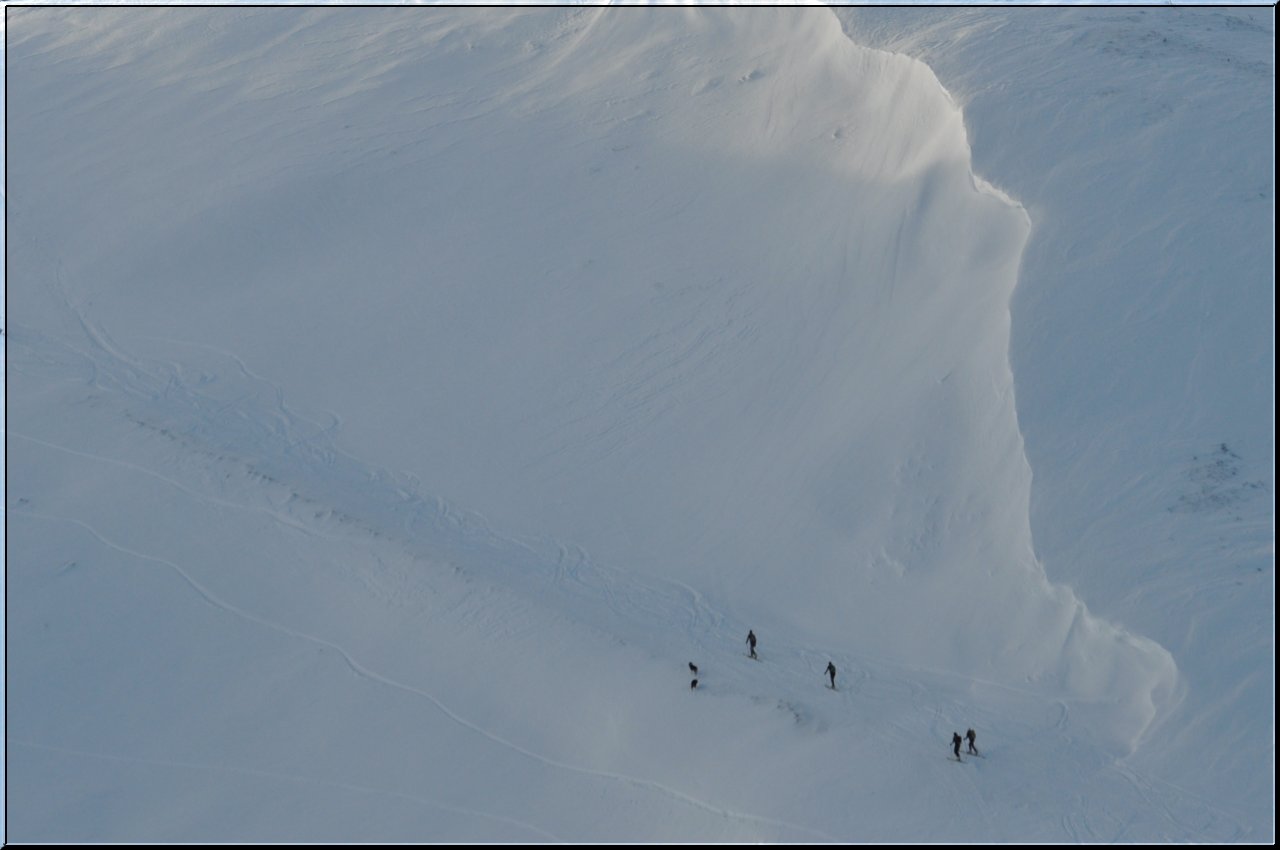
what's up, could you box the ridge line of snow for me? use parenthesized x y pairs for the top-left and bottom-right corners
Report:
(828, 6), (1178, 752)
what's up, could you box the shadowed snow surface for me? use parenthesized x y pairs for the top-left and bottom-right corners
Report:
(4, 6), (1272, 842)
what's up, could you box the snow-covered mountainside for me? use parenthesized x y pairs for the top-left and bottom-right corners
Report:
(4, 6), (1273, 842)
(837, 4), (1276, 833)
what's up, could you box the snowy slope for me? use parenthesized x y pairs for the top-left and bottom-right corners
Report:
(4, 5), (1272, 842)
(838, 4), (1275, 834)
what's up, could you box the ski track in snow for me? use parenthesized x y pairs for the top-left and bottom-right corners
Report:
(7, 738), (561, 841)
(8, 309), (1206, 842)
(15, 423), (1219, 840)
(1110, 760), (1249, 843)
(10, 418), (1069, 708)
(9, 309), (739, 661)
(6, 503), (835, 842)
(7, 302), (1071, 839)
(7, 430), (342, 544)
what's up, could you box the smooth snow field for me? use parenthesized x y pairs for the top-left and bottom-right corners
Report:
(3, 5), (1273, 842)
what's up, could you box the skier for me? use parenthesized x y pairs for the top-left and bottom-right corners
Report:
(825, 661), (837, 689)
(966, 728), (979, 756)
(746, 630), (758, 660)
(952, 732), (963, 761)
(688, 662), (698, 675)
(690, 678), (698, 690)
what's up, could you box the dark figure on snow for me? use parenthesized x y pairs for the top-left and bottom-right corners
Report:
(825, 661), (837, 689)
(952, 732), (963, 761)
(746, 630), (758, 659)
(966, 728), (978, 756)
(691, 678), (698, 690)
(689, 662), (698, 675)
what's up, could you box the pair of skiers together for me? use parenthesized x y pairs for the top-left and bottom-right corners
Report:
(745, 630), (838, 688)
(952, 729), (979, 758)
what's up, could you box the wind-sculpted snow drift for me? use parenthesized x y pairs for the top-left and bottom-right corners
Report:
(8, 7), (1184, 841)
